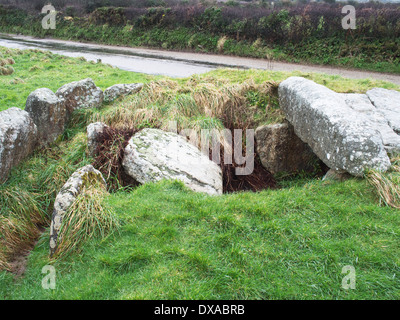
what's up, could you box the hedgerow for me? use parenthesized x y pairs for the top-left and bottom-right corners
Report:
(0, 1), (399, 72)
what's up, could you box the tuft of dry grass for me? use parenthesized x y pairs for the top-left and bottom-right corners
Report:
(29, 65), (43, 72)
(217, 36), (228, 53)
(5, 58), (15, 65)
(92, 77), (279, 137)
(0, 56), (16, 76)
(10, 77), (25, 84)
(0, 213), (41, 271)
(53, 181), (120, 259)
(1, 188), (45, 224)
(367, 163), (400, 209)
(0, 66), (14, 76)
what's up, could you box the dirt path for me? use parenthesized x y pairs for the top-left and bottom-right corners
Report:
(2, 33), (400, 84)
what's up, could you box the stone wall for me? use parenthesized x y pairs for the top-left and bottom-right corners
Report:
(0, 78), (103, 182)
(0, 79), (145, 183)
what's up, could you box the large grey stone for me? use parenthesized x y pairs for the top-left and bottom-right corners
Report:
(279, 77), (391, 176)
(122, 128), (223, 195)
(255, 122), (319, 175)
(0, 108), (37, 183)
(56, 78), (103, 117)
(340, 93), (400, 155)
(366, 88), (400, 134)
(25, 88), (66, 146)
(104, 83), (143, 103)
(87, 122), (109, 157)
(49, 165), (106, 256)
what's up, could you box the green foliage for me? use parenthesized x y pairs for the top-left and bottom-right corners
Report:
(89, 7), (127, 25)
(64, 6), (77, 17)
(196, 7), (224, 33)
(135, 7), (171, 28)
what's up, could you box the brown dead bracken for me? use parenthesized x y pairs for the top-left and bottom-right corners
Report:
(92, 126), (140, 190)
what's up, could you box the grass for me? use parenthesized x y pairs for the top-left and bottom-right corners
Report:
(203, 68), (400, 92)
(89, 77), (280, 133)
(0, 131), (91, 271)
(0, 46), (398, 114)
(0, 47), (400, 299)
(1, 178), (400, 299)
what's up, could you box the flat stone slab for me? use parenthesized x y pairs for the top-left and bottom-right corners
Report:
(340, 93), (400, 154)
(279, 77), (391, 176)
(366, 88), (400, 134)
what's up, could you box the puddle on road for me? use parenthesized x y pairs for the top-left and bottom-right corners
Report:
(0, 36), (216, 77)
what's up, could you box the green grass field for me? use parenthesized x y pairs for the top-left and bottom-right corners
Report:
(2, 178), (400, 300)
(0, 46), (154, 112)
(1, 47), (400, 300)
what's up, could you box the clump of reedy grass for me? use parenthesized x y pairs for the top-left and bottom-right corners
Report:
(0, 133), (90, 270)
(53, 181), (120, 259)
(0, 66), (14, 76)
(0, 212), (41, 271)
(367, 156), (400, 209)
(0, 186), (46, 271)
(217, 36), (228, 53)
(92, 77), (279, 139)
